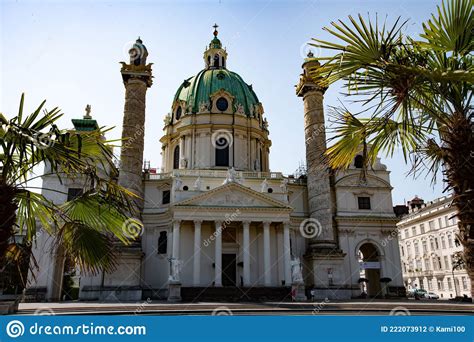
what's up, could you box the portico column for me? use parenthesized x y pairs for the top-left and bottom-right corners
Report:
(242, 221), (251, 286)
(283, 222), (292, 285)
(214, 221), (222, 287)
(172, 220), (181, 259)
(263, 221), (271, 286)
(193, 220), (202, 286)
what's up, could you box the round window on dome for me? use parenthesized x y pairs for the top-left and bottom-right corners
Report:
(175, 106), (182, 120)
(216, 97), (228, 112)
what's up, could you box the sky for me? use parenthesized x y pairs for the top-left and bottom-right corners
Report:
(1, 0), (446, 205)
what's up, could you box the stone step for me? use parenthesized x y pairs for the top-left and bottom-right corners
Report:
(181, 287), (291, 302)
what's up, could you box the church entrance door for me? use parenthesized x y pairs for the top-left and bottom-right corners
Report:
(222, 253), (237, 286)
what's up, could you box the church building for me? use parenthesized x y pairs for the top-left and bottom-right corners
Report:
(28, 26), (404, 302)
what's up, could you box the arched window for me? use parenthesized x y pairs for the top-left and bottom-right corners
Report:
(207, 55), (211, 67)
(222, 56), (225, 68)
(354, 155), (364, 168)
(175, 106), (182, 121)
(173, 145), (180, 169)
(213, 54), (219, 67)
(259, 148), (263, 171)
(215, 138), (229, 167)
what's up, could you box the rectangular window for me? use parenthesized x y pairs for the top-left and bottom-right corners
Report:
(441, 237), (446, 249)
(428, 279), (433, 291)
(357, 196), (371, 210)
(430, 239), (435, 251)
(412, 227), (417, 236)
(438, 257), (443, 270)
(405, 229), (409, 238)
(424, 259), (430, 271)
(67, 188), (83, 201)
(420, 224), (425, 234)
(445, 215), (449, 226)
(462, 277), (468, 290)
(438, 279), (444, 290)
(162, 190), (171, 205)
(438, 218), (443, 229)
(414, 242), (419, 256)
(428, 220), (435, 231)
(444, 256), (450, 270)
(435, 238), (440, 249)
(400, 246), (405, 257)
(447, 277), (452, 291)
(416, 260), (422, 270)
(433, 257), (438, 271)
(422, 241), (428, 253)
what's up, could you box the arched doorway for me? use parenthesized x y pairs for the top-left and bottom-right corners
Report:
(358, 242), (382, 297)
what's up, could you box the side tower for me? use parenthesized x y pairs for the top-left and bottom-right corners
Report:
(119, 38), (153, 211)
(296, 53), (347, 299)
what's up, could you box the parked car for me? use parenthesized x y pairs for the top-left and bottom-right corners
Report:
(407, 288), (427, 298)
(424, 292), (439, 299)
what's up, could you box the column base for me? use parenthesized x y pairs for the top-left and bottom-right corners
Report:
(167, 281), (182, 302)
(291, 283), (307, 301)
(305, 246), (350, 300)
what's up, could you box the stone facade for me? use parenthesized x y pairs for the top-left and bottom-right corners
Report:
(27, 29), (404, 302)
(397, 195), (471, 298)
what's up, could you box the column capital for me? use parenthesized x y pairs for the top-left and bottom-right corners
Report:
(242, 220), (251, 227)
(262, 221), (271, 228)
(172, 219), (181, 225)
(193, 220), (203, 226)
(215, 220), (223, 227)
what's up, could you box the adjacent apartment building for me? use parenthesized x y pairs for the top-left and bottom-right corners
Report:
(397, 195), (471, 299)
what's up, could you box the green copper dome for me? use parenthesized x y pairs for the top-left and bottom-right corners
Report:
(173, 68), (261, 117)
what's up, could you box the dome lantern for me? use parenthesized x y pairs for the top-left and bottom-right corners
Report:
(204, 24), (227, 69)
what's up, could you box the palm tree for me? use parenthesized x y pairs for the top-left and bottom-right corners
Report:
(308, 0), (473, 297)
(0, 94), (142, 293)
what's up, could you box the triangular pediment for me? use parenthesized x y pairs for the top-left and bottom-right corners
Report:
(173, 182), (291, 209)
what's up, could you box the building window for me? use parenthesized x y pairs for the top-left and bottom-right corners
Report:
(445, 215), (449, 227)
(435, 238), (440, 249)
(432, 257), (438, 270)
(438, 279), (444, 290)
(357, 196), (371, 210)
(428, 220), (435, 231)
(437, 256), (443, 270)
(430, 239), (435, 251)
(175, 106), (182, 121)
(354, 155), (364, 168)
(412, 226), (417, 236)
(462, 277), (468, 290)
(447, 277), (453, 291)
(216, 97), (229, 111)
(441, 236), (446, 249)
(444, 256), (450, 270)
(448, 235), (453, 248)
(400, 246), (405, 256)
(162, 190), (171, 205)
(438, 217), (443, 229)
(157, 231), (167, 254)
(215, 137), (229, 166)
(424, 259), (430, 271)
(67, 188), (83, 201)
(422, 240), (428, 253)
(173, 145), (180, 169)
(405, 229), (409, 238)
(420, 224), (425, 234)
(414, 242), (419, 256)
(428, 279), (433, 290)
